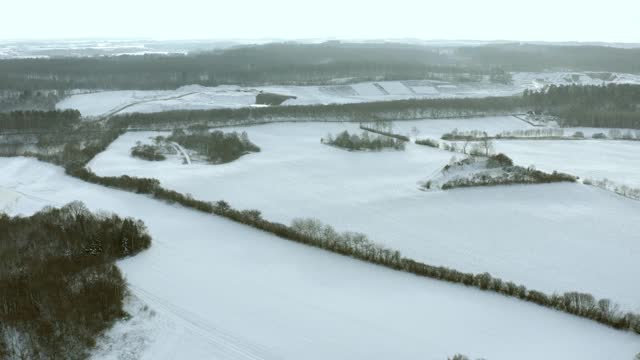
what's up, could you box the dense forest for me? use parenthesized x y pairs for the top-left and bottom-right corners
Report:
(0, 203), (151, 359)
(2, 42), (639, 91)
(0, 109), (80, 132)
(523, 84), (640, 128)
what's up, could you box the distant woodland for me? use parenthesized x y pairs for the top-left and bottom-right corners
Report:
(524, 84), (640, 128)
(1, 42), (639, 91)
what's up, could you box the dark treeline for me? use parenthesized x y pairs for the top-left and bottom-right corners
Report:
(166, 128), (260, 164)
(0, 203), (151, 359)
(359, 124), (411, 141)
(457, 43), (640, 73)
(323, 130), (406, 151)
(0, 89), (66, 112)
(58, 163), (640, 336)
(2, 43), (639, 91)
(0, 109), (80, 132)
(110, 96), (524, 129)
(524, 84), (640, 128)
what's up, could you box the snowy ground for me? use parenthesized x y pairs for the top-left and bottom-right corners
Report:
(493, 138), (640, 187)
(88, 117), (640, 312)
(1, 157), (639, 360)
(56, 71), (640, 118)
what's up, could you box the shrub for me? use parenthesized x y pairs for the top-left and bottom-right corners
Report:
(415, 138), (440, 148)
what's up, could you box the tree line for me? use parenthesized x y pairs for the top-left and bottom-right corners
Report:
(109, 95), (525, 130)
(0, 202), (151, 359)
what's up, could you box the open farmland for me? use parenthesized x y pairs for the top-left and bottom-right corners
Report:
(88, 118), (640, 312)
(1, 156), (639, 360)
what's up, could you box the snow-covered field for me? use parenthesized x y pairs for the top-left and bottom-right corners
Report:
(493, 138), (640, 187)
(56, 71), (640, 118)
(1, 157), (639, 360)
(88, 117), (640, 312)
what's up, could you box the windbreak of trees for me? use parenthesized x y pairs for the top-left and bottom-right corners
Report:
(166, 129), (260, 164)
(58, 162), (640, 336)
(323, 130), (406, 151)
(0, 109), (80, 132)
(110, 96), (525, 130)
(0, 202), (151, 359)
(523, 84), (640, 128)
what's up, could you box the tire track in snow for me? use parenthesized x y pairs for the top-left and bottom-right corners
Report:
(100, 92), (200, 120)
(169, 142), (191, 165)
(130, 285), (275, 360)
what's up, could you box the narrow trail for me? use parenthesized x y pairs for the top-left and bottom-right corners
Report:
(130, 285), (274, 360)
(100, 91), (201, 120)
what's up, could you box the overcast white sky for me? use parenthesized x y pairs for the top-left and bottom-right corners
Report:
(2, 0), (638, 43)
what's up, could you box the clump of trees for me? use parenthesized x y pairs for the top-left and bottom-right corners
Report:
(0, 202), (151, 359)
(323, 130), (406, 151)
(415, 138), (440, 148)
(166, 129), (260, 164)
(131, 142), (166, 161)
(486, 153), (514, 168)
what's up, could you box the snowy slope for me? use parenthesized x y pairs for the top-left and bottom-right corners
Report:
(55, 71), (640, 118)
(88, 119), (640, 312)
(1, 157), (640, 360)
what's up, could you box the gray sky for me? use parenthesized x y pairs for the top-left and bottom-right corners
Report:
(3, 0), (639, 42)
